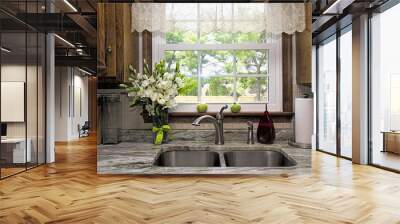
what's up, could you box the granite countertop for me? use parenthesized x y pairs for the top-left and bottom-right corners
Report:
(98, 141), (311, 175)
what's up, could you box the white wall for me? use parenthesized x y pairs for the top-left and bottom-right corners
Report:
(55, 67), (89, 141)
(1, 65), (32, 138)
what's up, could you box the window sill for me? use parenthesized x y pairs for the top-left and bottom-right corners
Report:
(170, 111), (294, 118)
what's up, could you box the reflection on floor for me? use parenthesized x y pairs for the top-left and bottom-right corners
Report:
(373, 151), (400, 171)
(1, 135), (400, 223)
(0, 167), (25, 178)
(0, 162), (41, 178)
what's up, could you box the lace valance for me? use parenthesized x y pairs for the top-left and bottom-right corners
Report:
(132, 3), (306, 35)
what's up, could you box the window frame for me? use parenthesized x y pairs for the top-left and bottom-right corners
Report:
(152, 32), (283, 112)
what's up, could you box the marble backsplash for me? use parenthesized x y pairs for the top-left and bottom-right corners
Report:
(118, 128), (293, 143)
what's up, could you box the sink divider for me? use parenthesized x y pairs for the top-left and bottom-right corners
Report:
(217, 151), (227, 167)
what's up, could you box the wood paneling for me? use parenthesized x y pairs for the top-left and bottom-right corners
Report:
(282, 33), (293, 112)
(97, 4), (106, 73)
(99, 3), (134, 82)
(1, 136), (400, 223)
(142, 30), (152, 71)
(115, 4), (124, 81)
(104, 4), (117, 77)
(295, 2), (312, 85)
(88, 77), (97, 132)
(115, 4), (134, 82)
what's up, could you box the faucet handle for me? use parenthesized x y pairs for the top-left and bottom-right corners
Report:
(246, 121), (253, 128)
(247, 121), (254, 144)
(217, 105), (229, 119)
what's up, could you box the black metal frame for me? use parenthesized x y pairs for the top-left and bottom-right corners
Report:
(0, 0), (48, 180)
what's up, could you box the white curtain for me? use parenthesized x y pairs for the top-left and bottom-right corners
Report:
(132, 3), (306, 35)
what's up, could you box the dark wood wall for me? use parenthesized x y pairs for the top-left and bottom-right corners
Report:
(282, 33), (293, 112)
(295, 2), (312, 85)
(88, 77), (97, 132)
(98, 3), (134, 82)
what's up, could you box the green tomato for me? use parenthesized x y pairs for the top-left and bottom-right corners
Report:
(230, 103), (241, 113)
(197, 103), (208, 113)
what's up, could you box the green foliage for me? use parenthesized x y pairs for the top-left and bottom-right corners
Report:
(204, 77), (233, 96)
(164, 30), (269, 102)
(179, 77), (198, 96)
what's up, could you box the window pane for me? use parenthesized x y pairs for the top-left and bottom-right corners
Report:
(339, 29), (352, 158)
(237, 77), (268, 103)
(166, 30), (197, 44)
(236, 50), (268, 74)
(166, 3), (197, 44)
(201, 50), (234, 76)
(1, 31), (28, 177)
(234, 32), (266, 44)
(165, 50), (197, 77)
(165, 51), (198, 103)
(176, 77), (198, 103)
(317, 37), (337, 154)
(371, 3), (400, 171)
(200, 31), (234, 44)
(201, 77), (234, 103)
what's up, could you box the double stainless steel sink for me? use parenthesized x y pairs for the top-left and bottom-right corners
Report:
(153, 148), (296, 168)
(154, 150), (221, 167)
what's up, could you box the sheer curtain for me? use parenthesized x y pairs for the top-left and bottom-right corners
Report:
(131, 3), (306, 35)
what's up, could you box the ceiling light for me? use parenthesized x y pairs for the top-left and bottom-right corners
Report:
(78, 67), (93, 76)
(63, 0), (78, 12)
(54, 34), (75, 48)
(322, 0), (354, 15)
(1, 47), (11, 53)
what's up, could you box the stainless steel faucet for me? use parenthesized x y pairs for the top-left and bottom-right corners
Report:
(192, 105), (228, 145)
(247, 121), (254, 144)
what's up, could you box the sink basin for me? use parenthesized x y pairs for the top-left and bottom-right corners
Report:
(223, 150), (296, 167)
(154, 150), (221, 167)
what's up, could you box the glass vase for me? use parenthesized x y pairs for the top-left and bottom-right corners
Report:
(152, 108), (169, 144)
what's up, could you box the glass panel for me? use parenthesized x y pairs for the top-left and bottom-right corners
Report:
(339, 29), (352, 158)
(165, 51), (198, 103)
(176, 77), (198, 103)
(201, 76), (234, 103)
(165, 50), (197, 76)
(1, 31), (27, 177)
(371, 4), (400, 171)
(234, 32), (267, 44)
(317, 37), (337, 154)
(237, 77), (268, 103)
(200, 31), (233, 44)
(27, 31), (38, 169)
(166, 30), (197, 44)
(165, 3), (197, 44)
(38, 33), (45, 164)
(236, 50), (268, 74)
(201, 50), (234, 77)
(200, 51), (234, 103)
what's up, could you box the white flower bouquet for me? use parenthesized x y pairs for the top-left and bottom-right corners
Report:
(120, 60), (184, 144)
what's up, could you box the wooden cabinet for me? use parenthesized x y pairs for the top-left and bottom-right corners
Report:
(98, 3), (134, 82)
(383, 132), (400, 154)
(97, 4), (106, 72)
(295, 3), (312, 85)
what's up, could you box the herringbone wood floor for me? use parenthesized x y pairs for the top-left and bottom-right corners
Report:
(1, 135), (400, 224)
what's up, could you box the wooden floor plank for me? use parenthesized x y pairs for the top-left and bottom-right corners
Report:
(1, 135), (400, 224)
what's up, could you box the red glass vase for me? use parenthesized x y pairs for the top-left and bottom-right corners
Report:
(256, 108), (275, 144)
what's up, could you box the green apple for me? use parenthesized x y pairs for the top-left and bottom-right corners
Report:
(231, 103), (241, 113)
(197, 103), (208, 113)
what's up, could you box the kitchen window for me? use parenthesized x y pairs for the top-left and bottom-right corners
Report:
(148, 4), (283, 112)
